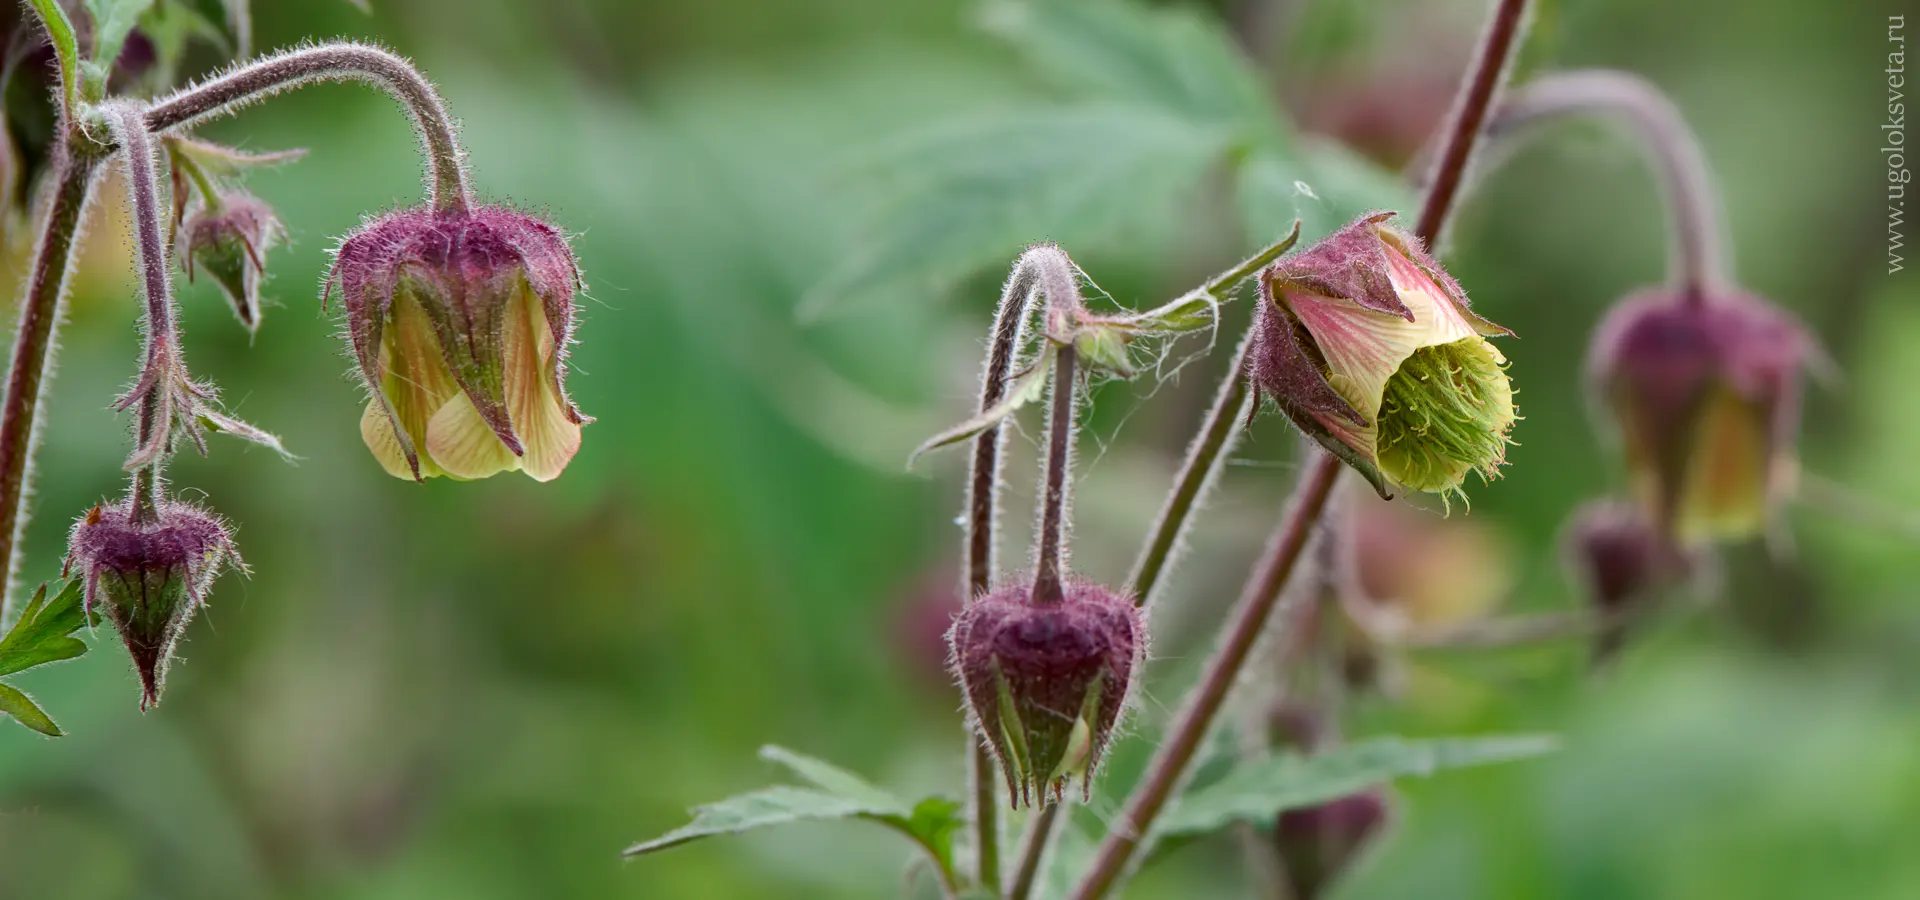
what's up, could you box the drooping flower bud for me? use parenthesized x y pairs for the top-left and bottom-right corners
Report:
(1588, 288), (1813, 545)
(949, 580), (1144, 807)
(1563, 498), (1689, 661)
(179, 192), (281, 332)
(63, 499), (238, 709)
(328, 205), (589, 482)
(1274, 788), (1391, 900)
(1250, 212), (1516, 503)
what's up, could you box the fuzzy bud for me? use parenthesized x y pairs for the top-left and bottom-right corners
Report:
(949, 581), (1143, 807)
(329, 205), (589, 482)
(1274, 788), (1391, 900)
(1563, 498), (1688, 661)
(1588, 288), (1812, 546)
(180, 193), (281, 332)
(1251, 212), (1516, 503)
(64, 499), (237, 709)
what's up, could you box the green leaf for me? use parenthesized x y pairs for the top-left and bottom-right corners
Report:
(84, 0), (158, 89)
(1156, 734), (1560, 838)
(907, 344), (1055, 466)
(22, 0), (81, 114)
(627, 746), (964, 890)
(1073, 323), (1136, 377)
(801, 104), (1231, 322)
(978, 0), (1284, 146)
(139, 0), (234, 87)
(623, 786), (886, 856)
(0, 581), (91, 679)
(758, 744), (906, 812)
(0, 682), (61, 736)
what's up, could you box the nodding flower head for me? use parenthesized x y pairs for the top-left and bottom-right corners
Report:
(180, 192), (282, 333)
(1250, 212), (1516, 504)
(64, 499), (238, 710)
(328, 205), (588, 482)
(949, 580), (1143, 808)
(1274, 788), (1392, 900)
(1588, 287), (1812, 546)
(1563, 498), (1691, 662)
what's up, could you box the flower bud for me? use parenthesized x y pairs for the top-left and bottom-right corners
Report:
(64, 499), (237, 709)
(1588, 288), (1812, 545)
(1250, 212), (1516, 503)
(179, 193), (281, 332)
(949, 581), (1144, 807)
(328, 205), (589, 482)
(1563, 498), (1688, 661)
(1274, 788), (1391, 900)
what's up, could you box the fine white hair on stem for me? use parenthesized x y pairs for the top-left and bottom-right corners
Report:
(144, 41), (471, 211)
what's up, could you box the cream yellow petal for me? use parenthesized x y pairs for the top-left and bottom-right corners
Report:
(360, 398), (418, 480)
(502, 278), (582, 482)
(1382, 249), (1480, 348)
(426, 392), (521, 481)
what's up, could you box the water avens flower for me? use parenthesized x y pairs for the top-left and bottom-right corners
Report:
(63, 499), (238, 709)
(180, 192), (281, 332)
(949, 580), (1143, 808)
(329, 205), (588, 482)
(1588, 287), (1812, 545)
(1250, 212), (1515, 503)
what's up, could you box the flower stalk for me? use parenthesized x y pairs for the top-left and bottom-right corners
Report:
(1064, 0), (1533, 895)
(144, 43), (471, 211)
(1492, 70), (1726, 301)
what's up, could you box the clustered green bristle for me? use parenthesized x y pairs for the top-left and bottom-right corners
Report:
(1376, 338), (1517, 508)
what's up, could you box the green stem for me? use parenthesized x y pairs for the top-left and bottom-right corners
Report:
(0, 148), (101, 624)
(22, 0), (80, 117)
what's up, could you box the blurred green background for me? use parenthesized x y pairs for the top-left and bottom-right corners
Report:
(2, 0), (1917, 897)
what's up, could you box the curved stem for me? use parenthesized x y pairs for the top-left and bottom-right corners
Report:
(963, 244), (1084, 889)
(1492, 70), (1727, 302)
(0, 149), (100, 623)
(1007, 221), (1303, 890)
(1067, 0), (1532, 895)
(106, 104), (188, 470)
(144, 43), (471, 212)
(1030, 344), (1078, 606)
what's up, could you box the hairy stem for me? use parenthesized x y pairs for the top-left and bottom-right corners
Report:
(963, 245), (1084, 889)
(1068, 1), (1532, 895)
(144, 43), (471, 212)
(1030, 345), (1079, 607)
(1006, 803), (1063, 900)
(0, 148), (100, 623)
(1491, 69), (1727, 302)
(1412, 0), (1531, 247)
(106, 104), (188, 471)
(1068, 455), (1340, 900)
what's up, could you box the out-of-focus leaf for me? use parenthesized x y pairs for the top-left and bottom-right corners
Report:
(0, 581), (90, 678)
(627, 746), (963, 889)
(84, 0), (156, 80)
(907, 344), (1054, 466)
(1156, 734), (1560, 838)
(1038, 810), (1098, 900)
(140, 0), (232, 85)
(0, 682), (60, 736)
(803, 105), (1231, 321)
(21, 0), (81, 113)
(759, 744), (902, 810)
(978, 0), (1285, 148)
(623, 786), (886, 856)
(1239, 142), (1413, 245)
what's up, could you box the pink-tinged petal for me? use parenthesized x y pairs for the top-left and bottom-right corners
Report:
(503, 278), (582, 482)
(1380, 249), (1481, 347)
(359, 399), (417, 480)
(426, 393), (521, 480)
(1280, 290), (1427, 420)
